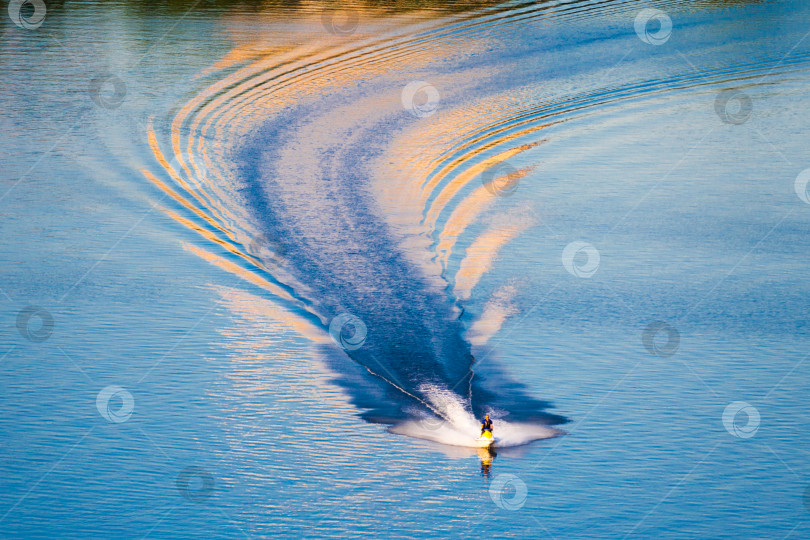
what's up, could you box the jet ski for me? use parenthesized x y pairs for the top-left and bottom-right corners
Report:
(477, 429), (496, 447)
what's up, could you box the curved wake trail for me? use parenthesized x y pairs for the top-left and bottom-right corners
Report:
(233, 103), (566, 438)
(135, 0), (810, 447)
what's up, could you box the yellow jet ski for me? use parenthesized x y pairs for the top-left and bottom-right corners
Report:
(477, 429), (495, 447)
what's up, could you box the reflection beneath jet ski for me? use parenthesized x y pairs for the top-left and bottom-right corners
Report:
(478, 446), (497, 478)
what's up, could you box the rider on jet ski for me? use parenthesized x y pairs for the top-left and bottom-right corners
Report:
(481, 414), (493, 435)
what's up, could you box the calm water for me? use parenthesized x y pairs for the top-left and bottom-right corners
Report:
(2, 0), (810, 538)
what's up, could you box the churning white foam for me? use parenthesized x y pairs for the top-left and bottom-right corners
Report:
(388, 384), (560, 448)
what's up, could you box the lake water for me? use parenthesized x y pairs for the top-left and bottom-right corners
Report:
(2, 0), (810, 538)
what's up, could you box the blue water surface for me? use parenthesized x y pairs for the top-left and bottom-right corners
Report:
(1, 0), (809, 538)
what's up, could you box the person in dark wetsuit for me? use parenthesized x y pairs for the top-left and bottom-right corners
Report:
(481, 414), (493, 435)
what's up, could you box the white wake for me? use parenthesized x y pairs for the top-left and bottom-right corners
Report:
(388, 384), (560, 448)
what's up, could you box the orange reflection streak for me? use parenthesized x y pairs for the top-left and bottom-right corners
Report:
(425, 147), (535, 229)
(370, 92), (527, 234)
(417, 114), (545, 197)
(202, 40), (296, 76)
(414, 98), (529, 188)
(141, 168), (208, 227)
(420, 114), (558, 205)
(150, 123), (241, 233)
(383, 93), (553, 239)
(453, 221), (529, 301)
(211, 284), (331, 345)
(161, 207), (236, 255)
(434, 165), (534, 270)
(466, 284), (518, 347)
(184, 243), (298, 306)
(148, 125), (206, 210)
(467, 303), (510, 347)
(148, 126), (230, 227)
(435, 185), (494, 268)
(141, 168), (267, 275)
